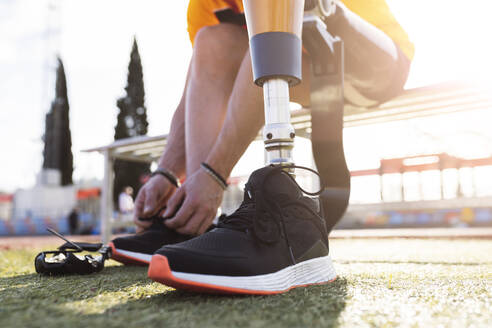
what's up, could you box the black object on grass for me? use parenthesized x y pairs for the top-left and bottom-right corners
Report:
(34, 229), (111, 275)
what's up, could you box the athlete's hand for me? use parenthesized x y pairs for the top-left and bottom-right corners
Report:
(133, 175), (177, 233)
(163, 169), (223, 235)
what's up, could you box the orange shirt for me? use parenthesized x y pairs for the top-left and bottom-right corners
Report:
(187, 0), (414, 60)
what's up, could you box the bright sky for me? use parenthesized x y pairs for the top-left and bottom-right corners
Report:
(1, 0), (492, 192)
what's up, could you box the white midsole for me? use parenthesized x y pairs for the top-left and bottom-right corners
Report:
(115, 248), (152, 263)
(172, 255), (336, 292)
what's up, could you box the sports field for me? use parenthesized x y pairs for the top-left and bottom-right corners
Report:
(1, 237), (491, 327)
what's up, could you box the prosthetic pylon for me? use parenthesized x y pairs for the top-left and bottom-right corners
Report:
(243, 0), (305, 165)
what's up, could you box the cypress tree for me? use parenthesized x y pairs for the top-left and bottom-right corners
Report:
(42, 57), (73, 185)
(113, 37), (150, 205)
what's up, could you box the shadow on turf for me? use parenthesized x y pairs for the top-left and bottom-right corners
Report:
(1, 267), (348, 327)
(0, 265), (149, 303)
(78, 277), (349, 327)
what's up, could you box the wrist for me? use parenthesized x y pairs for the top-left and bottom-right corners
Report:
(158, 155), (184, 180)
(204, 155), (232, 183)
(200, 162), (228, 190)
(151, 167), (180, 187)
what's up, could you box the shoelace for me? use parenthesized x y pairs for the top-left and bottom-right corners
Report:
(218, 165), (325, 264)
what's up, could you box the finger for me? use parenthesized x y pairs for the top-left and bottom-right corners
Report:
(176, 211), (208, 236)
(133, 190), (152, 229)
(133, 188), (146, 219)
(157, 207), (167, 217)
(142, 190), (159, 217)
(134, 215), (152, 230)
(163, 188), (185, 218)
(165, 198), (195, 230)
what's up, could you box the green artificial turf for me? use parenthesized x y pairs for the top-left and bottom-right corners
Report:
(1, 239), (491, 328)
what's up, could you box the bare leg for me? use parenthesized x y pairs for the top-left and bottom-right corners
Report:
(185, 24), (249, 176)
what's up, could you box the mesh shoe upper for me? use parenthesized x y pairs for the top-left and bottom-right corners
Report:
(154, 165), (329, 276)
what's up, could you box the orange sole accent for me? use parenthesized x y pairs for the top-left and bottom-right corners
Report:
(109, 242), (149, 266)
(148, 254), (337, 295)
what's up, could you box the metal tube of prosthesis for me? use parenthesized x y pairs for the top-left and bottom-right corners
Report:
(262, 78), (295, 165)
(243, 0), (305, 165)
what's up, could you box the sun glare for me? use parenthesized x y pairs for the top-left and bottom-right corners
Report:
(388, 0), (492, 87)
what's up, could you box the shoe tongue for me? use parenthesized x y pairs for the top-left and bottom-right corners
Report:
(245, 165), (301, 201)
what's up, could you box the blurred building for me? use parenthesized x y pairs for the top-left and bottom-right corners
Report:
(343, 153), (492, 228)
(0, 169), (101, 236)
(0, 193), (13, 220)
(13, 169), (76, 220)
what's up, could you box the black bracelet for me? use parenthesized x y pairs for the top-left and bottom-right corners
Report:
(151, 167), (180, 188)
(200, 162), (228, 190)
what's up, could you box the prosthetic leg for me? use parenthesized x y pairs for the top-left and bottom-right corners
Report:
(147, 1), (411, 294)
(244, 0), (408, 232)
(243, 0), (346, 237)
(243, 0), (305, 165)
(243, 0), (346, 235)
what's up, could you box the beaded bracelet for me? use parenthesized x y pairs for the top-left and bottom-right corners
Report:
(201, 162), (228, 190)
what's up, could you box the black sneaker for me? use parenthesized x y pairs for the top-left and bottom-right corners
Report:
(109, 217), (194, 266)
(148, 165), (336, 294)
